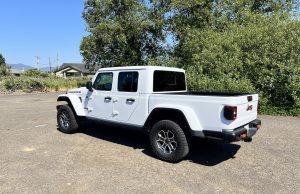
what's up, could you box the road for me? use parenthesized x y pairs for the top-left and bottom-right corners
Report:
(0, 93), (299, 193)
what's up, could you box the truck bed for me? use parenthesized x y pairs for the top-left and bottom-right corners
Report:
(149, 92), (258, 133)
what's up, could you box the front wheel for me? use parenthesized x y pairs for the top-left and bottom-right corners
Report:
(149, 120), (190, 163)
(57, 105), (79, 134)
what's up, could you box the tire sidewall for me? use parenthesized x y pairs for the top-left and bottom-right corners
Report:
(150, 120), (189, 163)
(57, 105), (78, 134)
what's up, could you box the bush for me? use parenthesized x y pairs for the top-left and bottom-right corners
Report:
(2, 77), (44, 92)
(23, 69), (50, 78)
(186, 66), (256, 93)
(0, 66), (10, 77)
(0, 76), (90, 93)
(175, 15), (300, 116)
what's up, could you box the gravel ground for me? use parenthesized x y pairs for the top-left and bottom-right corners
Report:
(0, 93), (299, 194)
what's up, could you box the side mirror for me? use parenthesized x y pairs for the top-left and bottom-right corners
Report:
(86, 81), (93, 92)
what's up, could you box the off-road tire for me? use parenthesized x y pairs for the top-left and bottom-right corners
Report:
(149, 120), (190, 163)
(57, 105), (79, 134)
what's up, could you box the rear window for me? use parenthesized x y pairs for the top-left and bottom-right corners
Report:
(153, 70), (186, 92)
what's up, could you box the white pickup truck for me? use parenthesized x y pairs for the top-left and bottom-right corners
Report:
(57, 66), (261, 162)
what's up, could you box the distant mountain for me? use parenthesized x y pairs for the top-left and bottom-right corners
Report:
(8, 63), (57, 72)
(8, 63), (34, 70)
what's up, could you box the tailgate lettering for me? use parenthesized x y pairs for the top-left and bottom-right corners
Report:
(247, 105), (253, 111)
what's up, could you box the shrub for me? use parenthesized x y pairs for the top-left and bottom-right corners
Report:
(175, 15), (300, 116)
(23, 69), (50, 78)
(186, 67), (256, 93)
(0, 76), (90, 93)
(0, 66), (11, 77)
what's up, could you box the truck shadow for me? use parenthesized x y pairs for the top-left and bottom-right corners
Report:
(79, 122), (240, 166)
(187, 139), (240, 166)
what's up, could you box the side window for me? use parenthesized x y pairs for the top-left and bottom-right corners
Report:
(153, 71), (186, 92)
(118, 72), (139, 92)
(93, 72), (113, 91)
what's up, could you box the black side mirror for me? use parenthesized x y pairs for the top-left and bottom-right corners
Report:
(86, 81), (93, 92)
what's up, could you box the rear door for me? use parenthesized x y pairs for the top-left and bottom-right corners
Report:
(112, 71), (139, 122)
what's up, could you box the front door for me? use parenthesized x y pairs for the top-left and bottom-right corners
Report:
(86, 72), (114, 120)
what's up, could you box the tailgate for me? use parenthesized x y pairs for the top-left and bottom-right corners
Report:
(232, 94), (259, 128)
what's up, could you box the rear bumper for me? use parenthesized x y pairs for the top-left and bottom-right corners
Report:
(203, 119), (261, 142)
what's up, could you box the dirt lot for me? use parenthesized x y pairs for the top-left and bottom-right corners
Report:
(0, 93), (299, 194)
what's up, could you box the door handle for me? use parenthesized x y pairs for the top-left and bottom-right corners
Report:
(104, 96), (112, 101)
(126, 98), (135, 103)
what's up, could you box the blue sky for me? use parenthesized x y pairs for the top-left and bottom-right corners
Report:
(0, 0), (86, 68)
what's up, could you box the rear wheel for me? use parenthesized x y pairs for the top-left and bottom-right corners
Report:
(57, 105), (79, 134)
(149, 120), (190, 163)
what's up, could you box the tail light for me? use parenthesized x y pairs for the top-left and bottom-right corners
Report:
(224, 106), (237, 120)
(247, 95), (253, 102)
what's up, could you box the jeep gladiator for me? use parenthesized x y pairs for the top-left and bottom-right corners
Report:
(57, 66), (261, 162)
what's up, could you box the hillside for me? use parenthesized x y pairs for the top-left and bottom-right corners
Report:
(8, 63), (34, 70)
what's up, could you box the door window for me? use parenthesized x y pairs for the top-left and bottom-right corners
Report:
(118, 72), (139, 92)
(93, 72), (113, 91)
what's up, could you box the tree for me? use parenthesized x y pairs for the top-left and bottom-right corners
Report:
(0, 54), (5, 66)
(80, 0), (300, 115)
(160, 0), (298, 67)
(0, 53), (10, 76)
(80, 0), (165, 69)
(164, 0), (300, 113)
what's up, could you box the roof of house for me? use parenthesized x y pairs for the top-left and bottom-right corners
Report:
(55, 63), (98, 74)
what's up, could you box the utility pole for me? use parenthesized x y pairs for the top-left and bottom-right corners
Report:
(56, 53), (59, 71)
(35, 56), (40, 70)
(49, 57), (52, 73)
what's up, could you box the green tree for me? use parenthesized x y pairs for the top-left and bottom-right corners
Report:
(80, 0), (165, 69)
(0, 53), (10, 76)
(0, 54), (6, 66)
(165, 0), (300, 114)
(161, 0), (298, 67)
(80, 0), (300, 115)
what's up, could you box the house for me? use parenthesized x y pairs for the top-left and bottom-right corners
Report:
(55, 63), (97, 78)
